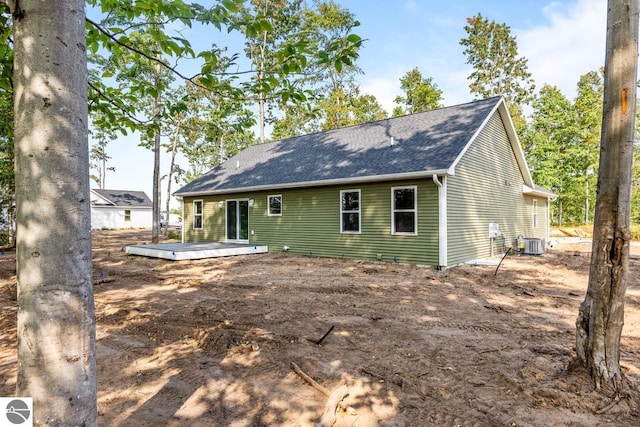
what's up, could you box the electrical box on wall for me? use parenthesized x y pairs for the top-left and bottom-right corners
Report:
(488, 223), (501, 238)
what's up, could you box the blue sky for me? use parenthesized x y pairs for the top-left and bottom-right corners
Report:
(98, 0), (608, 209)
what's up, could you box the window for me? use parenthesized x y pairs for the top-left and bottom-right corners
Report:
(193, 200), (203, 229)
(124, 210), (131, 222)
(268, 194), (282, 216)
(532, 199), (538, 229)
(340, 190), (361, 233)
(392, 186), (417, 235)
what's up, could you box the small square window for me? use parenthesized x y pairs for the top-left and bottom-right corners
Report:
(268, 195), (282, 216)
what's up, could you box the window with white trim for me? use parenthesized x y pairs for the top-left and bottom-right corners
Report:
(392, 186), (417, 235)
(268, 194), (282, 216)
(124, 209), (131, 221)
(532, 199), (538, 229)
(340, 189), (361, 233)
(193, 200), (203, 229)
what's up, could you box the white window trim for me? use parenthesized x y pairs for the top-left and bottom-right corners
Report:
(267, 194), (282, 217)
(532, 199), (538, 229)
(340, 189), (361, 234)
(124, 209), (131, 221)
(193, 199), (203, 230)
(391, 185), (418, 236)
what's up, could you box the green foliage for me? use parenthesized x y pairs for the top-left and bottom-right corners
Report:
(393, 67), (443, 116)
(632, 89), (640, 225)
(318, 87), (387, 131)
(522, 70), (604, 226)
(0, 5), (12, 93)
(167, 229), (181, 240)
(0, 89), (14, 227)
(460, 13), (535, 118)
(236, 0), (365, 138)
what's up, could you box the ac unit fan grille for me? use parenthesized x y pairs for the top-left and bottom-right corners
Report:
(523, 238), (545, 255)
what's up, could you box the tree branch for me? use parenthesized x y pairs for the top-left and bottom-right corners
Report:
(86, 16), (217, 94)
(88, 81), (148, 126)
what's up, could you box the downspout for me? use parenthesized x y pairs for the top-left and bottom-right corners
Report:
(432, 174), (447, 268)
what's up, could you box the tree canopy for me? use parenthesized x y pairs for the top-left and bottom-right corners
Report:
(392, 67), (443, 116)
(460, 12), (535, 131)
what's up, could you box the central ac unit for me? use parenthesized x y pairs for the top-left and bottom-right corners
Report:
(522, 238), (545, 255)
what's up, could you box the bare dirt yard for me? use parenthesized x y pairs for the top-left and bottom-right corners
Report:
(1, 230), (640, 426)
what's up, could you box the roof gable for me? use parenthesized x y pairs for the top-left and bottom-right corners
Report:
(176, 96), (530, 196)
(91, 189), (152, 208)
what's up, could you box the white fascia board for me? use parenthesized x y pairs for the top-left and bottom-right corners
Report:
(497, 100), (535, 187)
(176, 169), (451, 198)
(448, 97), (534, 187)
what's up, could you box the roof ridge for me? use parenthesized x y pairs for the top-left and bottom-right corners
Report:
(267, 95), (504, 146)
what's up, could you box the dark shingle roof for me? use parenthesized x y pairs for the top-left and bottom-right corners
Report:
(175, 97), (503, 196)
(91, 189), (152, 207)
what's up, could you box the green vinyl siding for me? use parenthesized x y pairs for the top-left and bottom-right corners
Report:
(183, 196), (226, 242)
(524, 195), (550, 241)
(182, 180), (440, 265)
(447, 111), (546, 265)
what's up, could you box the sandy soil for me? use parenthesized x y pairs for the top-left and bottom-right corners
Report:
(1, 230), (640, 426)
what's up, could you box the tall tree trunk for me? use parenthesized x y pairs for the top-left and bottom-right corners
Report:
(8, 207), (15, 247)
(152, 60), (161, 244)
(13, 0), (97, 424)
(576, 0), (639, 391)
(101, 156), (106, 189)
(257, 68), (265, 144)
(164, 126), (180, 236)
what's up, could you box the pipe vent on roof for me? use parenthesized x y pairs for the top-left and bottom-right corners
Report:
(390, 137), (395, 146)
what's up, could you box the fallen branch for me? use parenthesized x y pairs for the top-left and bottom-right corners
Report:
(478, 345), (510, 354)
(93, 278), (116, 285)
(291, 362), (330, 396)
(595, 393), (622, 414)
(360, 366), (385, 382)
(290, 362), (350, 427)
(318, 384), (349, 427)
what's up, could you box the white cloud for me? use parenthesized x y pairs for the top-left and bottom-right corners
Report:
(518, 0), (606, 100)
(360, 75), (401, 114)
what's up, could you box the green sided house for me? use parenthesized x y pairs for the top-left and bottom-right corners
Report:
(174, 96), (554, 268)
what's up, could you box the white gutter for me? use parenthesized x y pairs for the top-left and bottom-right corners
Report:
(432, 174), (447, 268)
(522, 184), (556, 199)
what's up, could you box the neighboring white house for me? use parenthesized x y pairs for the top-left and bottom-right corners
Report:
(90, 189), (152, 229)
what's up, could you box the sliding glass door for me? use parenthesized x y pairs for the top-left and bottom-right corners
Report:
(226, 199), (249, 242)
